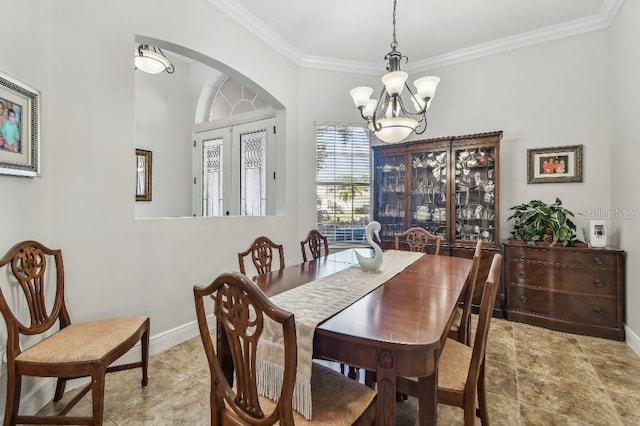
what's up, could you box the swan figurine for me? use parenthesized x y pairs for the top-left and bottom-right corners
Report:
(356, 221), (384, 272)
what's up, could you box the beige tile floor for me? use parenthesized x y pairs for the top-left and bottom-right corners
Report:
(38, 317), (640, 425)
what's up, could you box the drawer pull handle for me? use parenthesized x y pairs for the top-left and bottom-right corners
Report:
(519, 271), (527, 278)
(593, 307), (605, 316)
(593, 278), (604, 287)
(519, 251), (526, 259)
(593, 256), (604, 265)
(519, 295), (528, 304)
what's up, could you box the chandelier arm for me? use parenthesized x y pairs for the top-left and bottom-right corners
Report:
(371, 86), (389, 132)
(414, 117), (428, 135)
(403, 82), (430, 115)
(396, 95), (426, 123)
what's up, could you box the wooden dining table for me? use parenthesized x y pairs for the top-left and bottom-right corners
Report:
(252, 248), (473, 425)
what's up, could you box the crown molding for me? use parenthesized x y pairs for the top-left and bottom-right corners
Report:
(210, 0), (625, 75)
(209, 0), (303, 64)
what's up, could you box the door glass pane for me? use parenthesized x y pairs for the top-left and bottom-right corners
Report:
(202, 138), (223, 216)
(454, 146), (496, 242)
(374, 153), (406, 238)
(410, 149), (447, 239)
(240, 130), (267, 216)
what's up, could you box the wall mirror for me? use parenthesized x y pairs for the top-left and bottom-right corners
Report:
(134, 36), (286, 219)
(136, 149), (152, 201)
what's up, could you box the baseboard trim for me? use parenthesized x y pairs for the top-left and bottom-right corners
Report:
(9, 314), (215, 418)
(625, 324), (640, 357)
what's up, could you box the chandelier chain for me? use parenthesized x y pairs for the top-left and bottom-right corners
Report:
(390, 0), (398, 50)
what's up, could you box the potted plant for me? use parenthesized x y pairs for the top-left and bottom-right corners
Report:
(508, 198), (579, 246)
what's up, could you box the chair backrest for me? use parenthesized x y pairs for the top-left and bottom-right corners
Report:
(0, 241), (71, 358)
(238, 236), (285, 275)
(458, 240), (483, 345)
(394, 226), (441, 254)
(194, 272), (297, 425)
(466, 253), (501, 393)
(300, 230), (329, 262)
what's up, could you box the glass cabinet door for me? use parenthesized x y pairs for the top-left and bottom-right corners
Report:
(453, 146), (496, 243)
(374, 153), (406, 238)
(410, 149), (448, 240)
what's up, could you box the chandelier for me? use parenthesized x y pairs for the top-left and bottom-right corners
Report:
(350, 0), (440, 144)
(134, 44), (175, 75)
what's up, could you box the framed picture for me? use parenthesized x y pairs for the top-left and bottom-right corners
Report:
(527, 145), (583, 184)
(0, 71), (40, 177)
(136, 149), (152, 201)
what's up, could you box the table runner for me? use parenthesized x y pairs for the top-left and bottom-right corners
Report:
(256, 249), (424, 419)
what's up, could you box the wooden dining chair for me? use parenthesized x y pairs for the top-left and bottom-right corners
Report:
(448, 239), (483, 345)
(394, 226), (441, 254)
(300, 230), (329, 262)
(0, 240), (150, 426)
(193, 271), (377, 425)
(238, 236), (285, 275)
(396, 253), (502, 426)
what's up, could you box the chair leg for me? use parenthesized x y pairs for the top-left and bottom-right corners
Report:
(4, 367), (21, 426)
(141, 328), (150, 387)
(91, 370), (106, 426)
(340, 363), (345, 375)
(478, 361), (490, 425)
(54, 377), (68, 401)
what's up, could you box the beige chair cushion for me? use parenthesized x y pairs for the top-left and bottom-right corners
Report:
(252, 362), (376, 425)
(17, 316), (148, 364)
(402, 337), (471, 393)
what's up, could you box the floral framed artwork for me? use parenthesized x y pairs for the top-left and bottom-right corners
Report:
(527, 145), (583, 184)
(0, 71), (40, 177)
(136, 149), (152, 201)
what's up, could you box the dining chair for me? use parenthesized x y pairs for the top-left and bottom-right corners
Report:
(394, 226), (441, 254)
(193, 271), (377, 425)
(238, 235), (285, 275)
(448, 239), (483, 345)
(0, 240), (150, 426)
(300, 230), (329, 262)
(395, 253), (502, 425)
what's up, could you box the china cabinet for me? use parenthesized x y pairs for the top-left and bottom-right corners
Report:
(504, 241), (625, 340)
(372, 131), (502, 311)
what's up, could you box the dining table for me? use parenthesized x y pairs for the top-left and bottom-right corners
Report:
(252, 248), (474, 426)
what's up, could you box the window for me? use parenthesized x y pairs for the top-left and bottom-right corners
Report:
(194, 117), (275, 216)
(316, 123), (371, 242)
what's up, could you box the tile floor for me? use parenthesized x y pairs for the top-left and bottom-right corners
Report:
(38, 317), (640, 425)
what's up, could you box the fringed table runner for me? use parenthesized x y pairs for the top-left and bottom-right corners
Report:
(256, 249), (424, 419)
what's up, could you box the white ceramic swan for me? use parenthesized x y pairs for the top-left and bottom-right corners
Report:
(356, 221), (383, 272)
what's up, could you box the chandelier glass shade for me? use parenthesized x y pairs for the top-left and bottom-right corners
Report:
(350, 0), (439, 144)
(134, 44), (175, 74)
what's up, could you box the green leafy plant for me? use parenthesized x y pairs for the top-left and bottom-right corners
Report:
(508, 198), (578, 246)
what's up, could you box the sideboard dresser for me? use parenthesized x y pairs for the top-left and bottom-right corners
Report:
(504, 241), (625, 340)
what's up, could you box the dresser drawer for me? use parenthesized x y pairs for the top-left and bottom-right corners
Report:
(508, 260), (617, 295)
(508, 246), (618, 269)
(508, 286), (618, 326)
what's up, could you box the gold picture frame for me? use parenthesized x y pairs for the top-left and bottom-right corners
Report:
(136, 149), (152, 201)
(527, 145), (583, 184)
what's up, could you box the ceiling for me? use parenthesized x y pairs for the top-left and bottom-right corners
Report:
(210, 0), (623, 74)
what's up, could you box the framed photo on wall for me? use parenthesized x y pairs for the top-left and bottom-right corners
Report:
(527, 145), (583, 184)
(136, 149), (152, 201)
(0, 71), (40, 177)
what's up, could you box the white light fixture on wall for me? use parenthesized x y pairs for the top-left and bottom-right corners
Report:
(134, 44), (175, 74)
(350, 0), (440, 144)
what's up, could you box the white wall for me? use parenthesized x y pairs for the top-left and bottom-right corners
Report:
(135, 57), (194, 219)
(611, 0), (640, 340)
